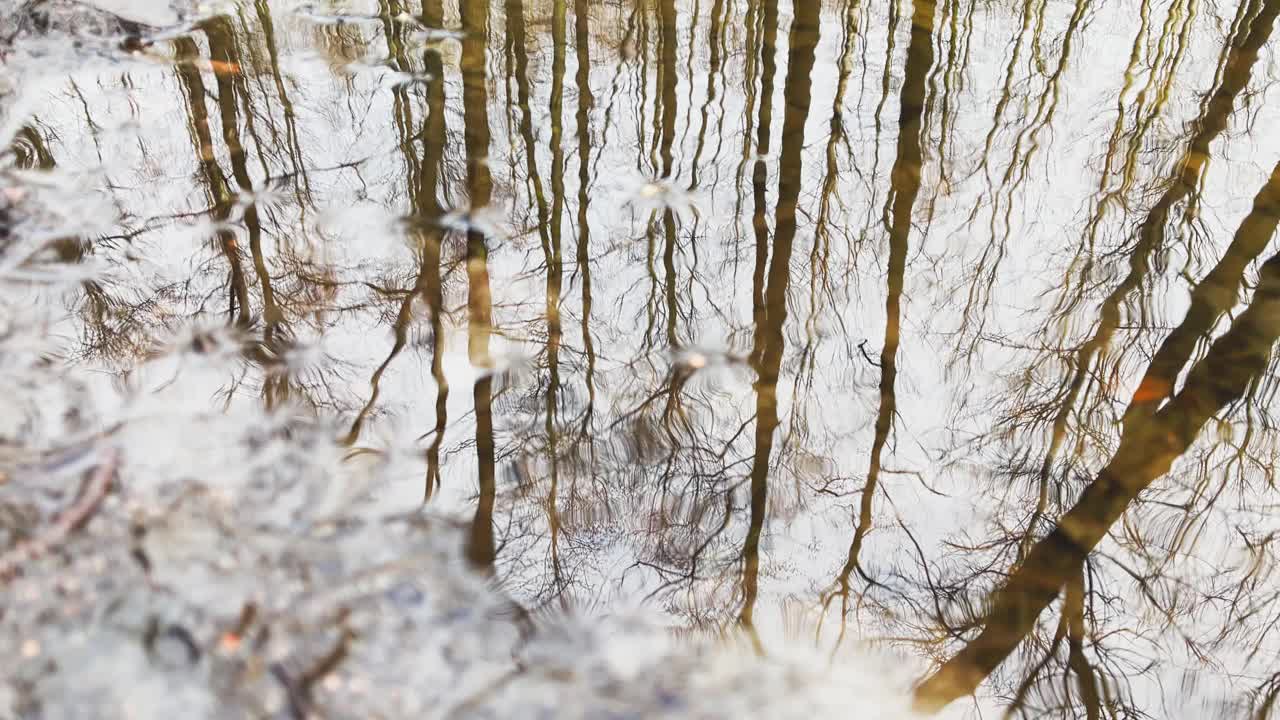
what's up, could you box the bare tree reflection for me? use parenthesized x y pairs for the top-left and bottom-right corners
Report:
(20, 1), (1280, 715)
(736, 0), (822, 640)
(916, 160), (1280, 712)
(824, 0), (935, 638)
(460, 0), (498, 572)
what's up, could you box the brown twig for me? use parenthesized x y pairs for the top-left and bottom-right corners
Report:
(0, 447), (118, 582)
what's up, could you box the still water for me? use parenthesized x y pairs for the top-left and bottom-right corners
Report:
(5, 0), (1280, 715)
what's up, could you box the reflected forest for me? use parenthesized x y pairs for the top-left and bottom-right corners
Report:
(3, 0), (1280, 717)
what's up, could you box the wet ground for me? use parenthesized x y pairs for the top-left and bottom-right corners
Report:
(4, 0), (1280, 716)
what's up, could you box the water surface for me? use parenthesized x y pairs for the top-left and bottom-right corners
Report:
(6, 0), (1280, 715)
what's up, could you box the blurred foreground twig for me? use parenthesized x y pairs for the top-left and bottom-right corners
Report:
(0, 447), (118, 582)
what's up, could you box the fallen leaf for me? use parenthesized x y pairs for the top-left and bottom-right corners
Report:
(1132, 376), (1172, 403)
(219, 632), (241, 653)
(208, 60), (243, 76)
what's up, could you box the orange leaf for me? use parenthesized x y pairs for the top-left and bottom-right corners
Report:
(1132, 376), (1172, 403)
(209, 60), (242, 76)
